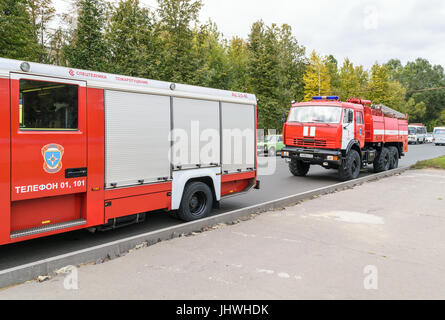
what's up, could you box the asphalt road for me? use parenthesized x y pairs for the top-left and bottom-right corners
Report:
(0, 144), (444, 271)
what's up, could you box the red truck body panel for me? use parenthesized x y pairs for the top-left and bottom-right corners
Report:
(0, 58), (258, 246)
(285, 99), (408, 151)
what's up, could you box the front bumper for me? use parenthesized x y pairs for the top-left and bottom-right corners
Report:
(280, 146), (342, 166)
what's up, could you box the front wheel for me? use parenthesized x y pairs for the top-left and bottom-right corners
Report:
(289, 159), (310, 176)
(268, 147), (276, 157)
(338, 150), (361, 181)
(177, 182), (213, 222)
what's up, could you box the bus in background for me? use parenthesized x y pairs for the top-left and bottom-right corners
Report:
(408, 124), (427, 144)
(433, 127), (445, 146)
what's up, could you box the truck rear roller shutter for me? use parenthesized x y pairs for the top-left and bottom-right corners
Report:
(172, 97), (220, 170)
(105, 90), (171, 189)
(221, 103), (255, 174)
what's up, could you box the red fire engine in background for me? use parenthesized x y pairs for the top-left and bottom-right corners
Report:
(281, 96), (408, 181)
(0, 58), (258, 246)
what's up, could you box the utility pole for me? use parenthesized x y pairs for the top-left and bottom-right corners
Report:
(318, 66), (321, 96)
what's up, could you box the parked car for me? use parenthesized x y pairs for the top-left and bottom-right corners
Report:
(257, 134), (284, 156)
(425, 133), (433, 143)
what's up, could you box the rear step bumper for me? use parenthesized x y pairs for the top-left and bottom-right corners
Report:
(11, 219), (87, 239)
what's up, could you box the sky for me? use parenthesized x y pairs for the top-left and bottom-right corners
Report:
(53, 0), (445, 69)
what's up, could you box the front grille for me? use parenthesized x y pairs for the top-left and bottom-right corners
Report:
(294, 139), (327, 147)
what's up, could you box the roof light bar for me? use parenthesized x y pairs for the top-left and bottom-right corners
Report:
(312, 96), (339, 101)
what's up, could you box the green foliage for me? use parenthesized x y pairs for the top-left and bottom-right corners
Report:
(192, 21), (229, 89)
(246, 21), (305, 129)
(405, 98), (426, 123)
(155, 0), (202, 84)
(63, 0), (108, 72)
(106, 0), (155, 77)
(226, 37), (249, 92)
(303, 51), (331, 101)
(0, 0), (42, 61)
(338, 58), (360, 100)
(27, 0), (55, 62)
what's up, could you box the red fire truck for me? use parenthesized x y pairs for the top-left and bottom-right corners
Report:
(0, 58), (258, 245)
(281, 96), (408, 181)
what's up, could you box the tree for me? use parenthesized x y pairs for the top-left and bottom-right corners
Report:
(27, 0), (55, 62)
(155, 0), (203, 83)
(303, 51), (331, 101)
(47, 27), (66, 65)
(405, 98), (426, 123)
(440, 110), (445, 126)
(246, 21), (282, 130)
(0, 0), (41, 61)
(106, 0), (155, 77)
(226, 37), (249, 92)
(63, 0), (108, 71)
(325, 54), (340, 95)
(277, 24), (306, 104)
(388, 58), (445, 127)
(390, 58), (444, 95)
(338, 58), (360, 100)
(367, 62), (390, 104)
(386, 80), (407, 112)
(192, 21), (229, 88)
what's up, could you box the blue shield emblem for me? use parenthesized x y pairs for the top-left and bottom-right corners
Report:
(41, 144), (64, 173)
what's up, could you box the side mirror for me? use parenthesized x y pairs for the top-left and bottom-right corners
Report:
(348, 110), (354, 123)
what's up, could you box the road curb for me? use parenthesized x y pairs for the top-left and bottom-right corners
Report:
(0, 167), (409, 289)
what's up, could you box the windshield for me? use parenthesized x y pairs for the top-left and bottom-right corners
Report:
(408, 128), (417, 135)
(434, 129), (445, 135)
(265, 135), (276, 142)
(288, 106), (342, 124)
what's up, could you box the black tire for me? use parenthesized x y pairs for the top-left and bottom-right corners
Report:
(268, 147), (276, 157)
(388, 146), (399, 170)
(177, 182), (213, 222)
(289, 159), (310, 176)
(338, 150), (361, 181)
(373, 147), (390, 173)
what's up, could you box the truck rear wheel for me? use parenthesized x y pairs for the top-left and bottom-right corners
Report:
(178, 182), (213, 222)
(289, 159), (310, 176)
(388, 146), (399, 169)
(338, 150), (361, 181)
(373, 147), (390, 173)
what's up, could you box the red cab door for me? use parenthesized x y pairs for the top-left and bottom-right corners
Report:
(10, 73), (88, 233)
(355, 110), (366, 148)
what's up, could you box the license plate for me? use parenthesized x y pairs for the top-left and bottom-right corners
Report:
(300, 153), (313, 159)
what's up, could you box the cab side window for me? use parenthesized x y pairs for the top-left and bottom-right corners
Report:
(343, 109), (351, 123)
(356, 112), (364, 124)
(19, 79), (78, 130)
